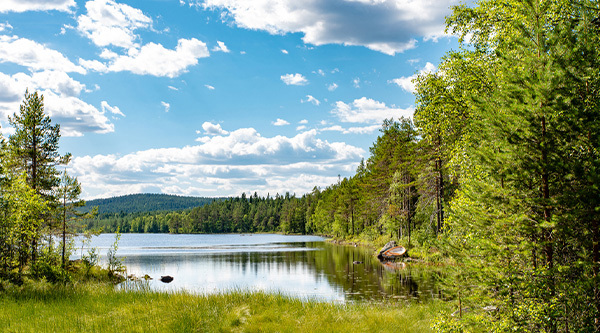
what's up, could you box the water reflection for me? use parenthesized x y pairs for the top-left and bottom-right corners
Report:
(80, 234), (442, 302)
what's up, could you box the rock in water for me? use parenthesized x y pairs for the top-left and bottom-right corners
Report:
(160, 275), (174, 283)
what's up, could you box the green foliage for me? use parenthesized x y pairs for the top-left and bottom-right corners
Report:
(106, 231), (124, 277)
(0, 90), (96, 285)
(422, 0), (600, 331)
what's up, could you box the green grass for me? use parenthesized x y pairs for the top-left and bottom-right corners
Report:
(0, 281), (450, 332)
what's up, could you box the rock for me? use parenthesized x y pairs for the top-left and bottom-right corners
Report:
(377, 241), (406, 261)
(380, 241), (396, 253)
(160, 275), (174, 283)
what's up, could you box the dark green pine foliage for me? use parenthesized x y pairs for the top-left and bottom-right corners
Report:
(8, 90), (63, 197)
(7, 90), (66, 264)
(439, 0), (600, 330)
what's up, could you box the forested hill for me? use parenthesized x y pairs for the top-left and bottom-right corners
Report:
(83, 193), (223, 215)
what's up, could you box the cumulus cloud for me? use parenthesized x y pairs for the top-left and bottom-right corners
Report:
(332, 97), (414, 123)
(103, 38), (210, 77)
(0, 36), (85, 73)
(201, 121), (228, 136)
(74, 1), (209, 77)
(70, 128), (364, 198)
(202, 0), (457, 55)
(0, 22), (12, 32)
(302, 95), (320, 106)
(0, 0), (75, 13)
(0, 71), (116, 136)
(327, 83), (338, 91)
(281, 73), (308, 86)
(273, 118), (290, 126)
(389, 62), (437, 93)
(77, 0), (152, 49)
(212, 40), (230, 53)
(205, 84), (215, 90)
(79, 58), (108, 72)
(281, 49), (288, 54)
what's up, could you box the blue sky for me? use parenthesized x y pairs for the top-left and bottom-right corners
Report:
(0, 0), (461, 199)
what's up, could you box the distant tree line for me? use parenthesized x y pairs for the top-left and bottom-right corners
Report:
(83, 193), (222, 215)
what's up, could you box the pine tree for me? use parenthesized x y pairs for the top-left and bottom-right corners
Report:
(7, 90), (67, 264)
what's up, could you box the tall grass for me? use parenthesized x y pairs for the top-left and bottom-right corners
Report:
(0, 280), (450, 332)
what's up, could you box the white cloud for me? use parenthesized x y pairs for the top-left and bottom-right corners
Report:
(302, 95), (320, 106)
(389, 62), (437, 93)
(296, 125), (306, 131)
(0, 22), (13, 32)
(105, 38), (210, 77)
(327, 83), (338, 91)
(44, 92), (114, 136)
(299, 119), (308, 124)
(0, 0), (75, 13)
(79, 58), (108, 72)
(161, 101), (170, 112)
(0, 36), (85, 74)
(332, 97), (414, 124)
(353, 78), (360, 88)
(321, 124), (380, 134)
(70, 128), (364, 198)
(273, 118), (290, 126)
(0, 71), (117, 137)
(315, 69), (325, 76)
(281, 49), (288, 54)
(77, 0), (152, 49)
(281, 73), (308, 86)
(0, 70), (83, 100)
(201, 121), (228, 136)
(202, 0), (457, 55)
(212, 40), (230, 53)
(168, 86), (179, 91)
(205, 84), (215, 90)
(101, 101), (125, 117)
(28, 70), (86, 97)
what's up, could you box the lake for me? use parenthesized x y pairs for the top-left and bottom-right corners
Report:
(77, 233), (443, 302)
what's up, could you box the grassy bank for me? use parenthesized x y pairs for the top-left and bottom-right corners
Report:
(0, 281), (450, 332)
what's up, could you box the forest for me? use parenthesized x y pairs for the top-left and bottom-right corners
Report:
(1, 0), (598, 331)
(84, 193), (222, 215)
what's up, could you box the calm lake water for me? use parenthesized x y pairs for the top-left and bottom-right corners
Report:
(77, 233), (443, 302)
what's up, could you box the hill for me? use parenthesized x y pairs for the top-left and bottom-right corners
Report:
(83, 193), (223, 215)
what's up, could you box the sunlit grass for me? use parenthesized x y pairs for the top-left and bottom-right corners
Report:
(0, 281), (450, 332)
